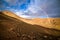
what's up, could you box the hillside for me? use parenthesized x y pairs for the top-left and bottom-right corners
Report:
(31, 18), (60, 30)
(2, 10), (60, 30)
(0, 11), (60, 40)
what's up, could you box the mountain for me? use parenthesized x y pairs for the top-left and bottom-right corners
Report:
(0, 11), (60, 40)
(30, 18), (60, 30)
(2, 10), (60, 30)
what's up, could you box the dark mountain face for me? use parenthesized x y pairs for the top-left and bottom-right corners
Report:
(0, 12), (60, 40)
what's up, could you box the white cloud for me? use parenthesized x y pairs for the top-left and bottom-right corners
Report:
(4, 0), (49, 18)
(28, 6), (38, 13)
(20, 15), (31, 19)
(4, 0), (18, 5)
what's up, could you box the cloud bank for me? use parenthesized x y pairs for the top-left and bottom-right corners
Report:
(0, 0), (60, 18)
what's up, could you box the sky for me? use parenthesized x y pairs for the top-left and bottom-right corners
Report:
(0, 0), (60, 18)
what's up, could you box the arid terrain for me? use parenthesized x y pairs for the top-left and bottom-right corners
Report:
(0, 11), (60, 40)
(2, 10), (60, 30)
(27, 18), (60, 30)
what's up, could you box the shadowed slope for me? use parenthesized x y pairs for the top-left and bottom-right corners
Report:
(0, 12), (60, 40)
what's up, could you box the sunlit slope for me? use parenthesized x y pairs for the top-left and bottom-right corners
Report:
(31, 18), (60, 30)
(2, 10), (22, 19)
(21, 18), (60, 30)
(2, 10), (30, 21)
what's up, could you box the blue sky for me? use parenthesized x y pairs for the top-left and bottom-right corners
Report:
(0, 0), (60, 18)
